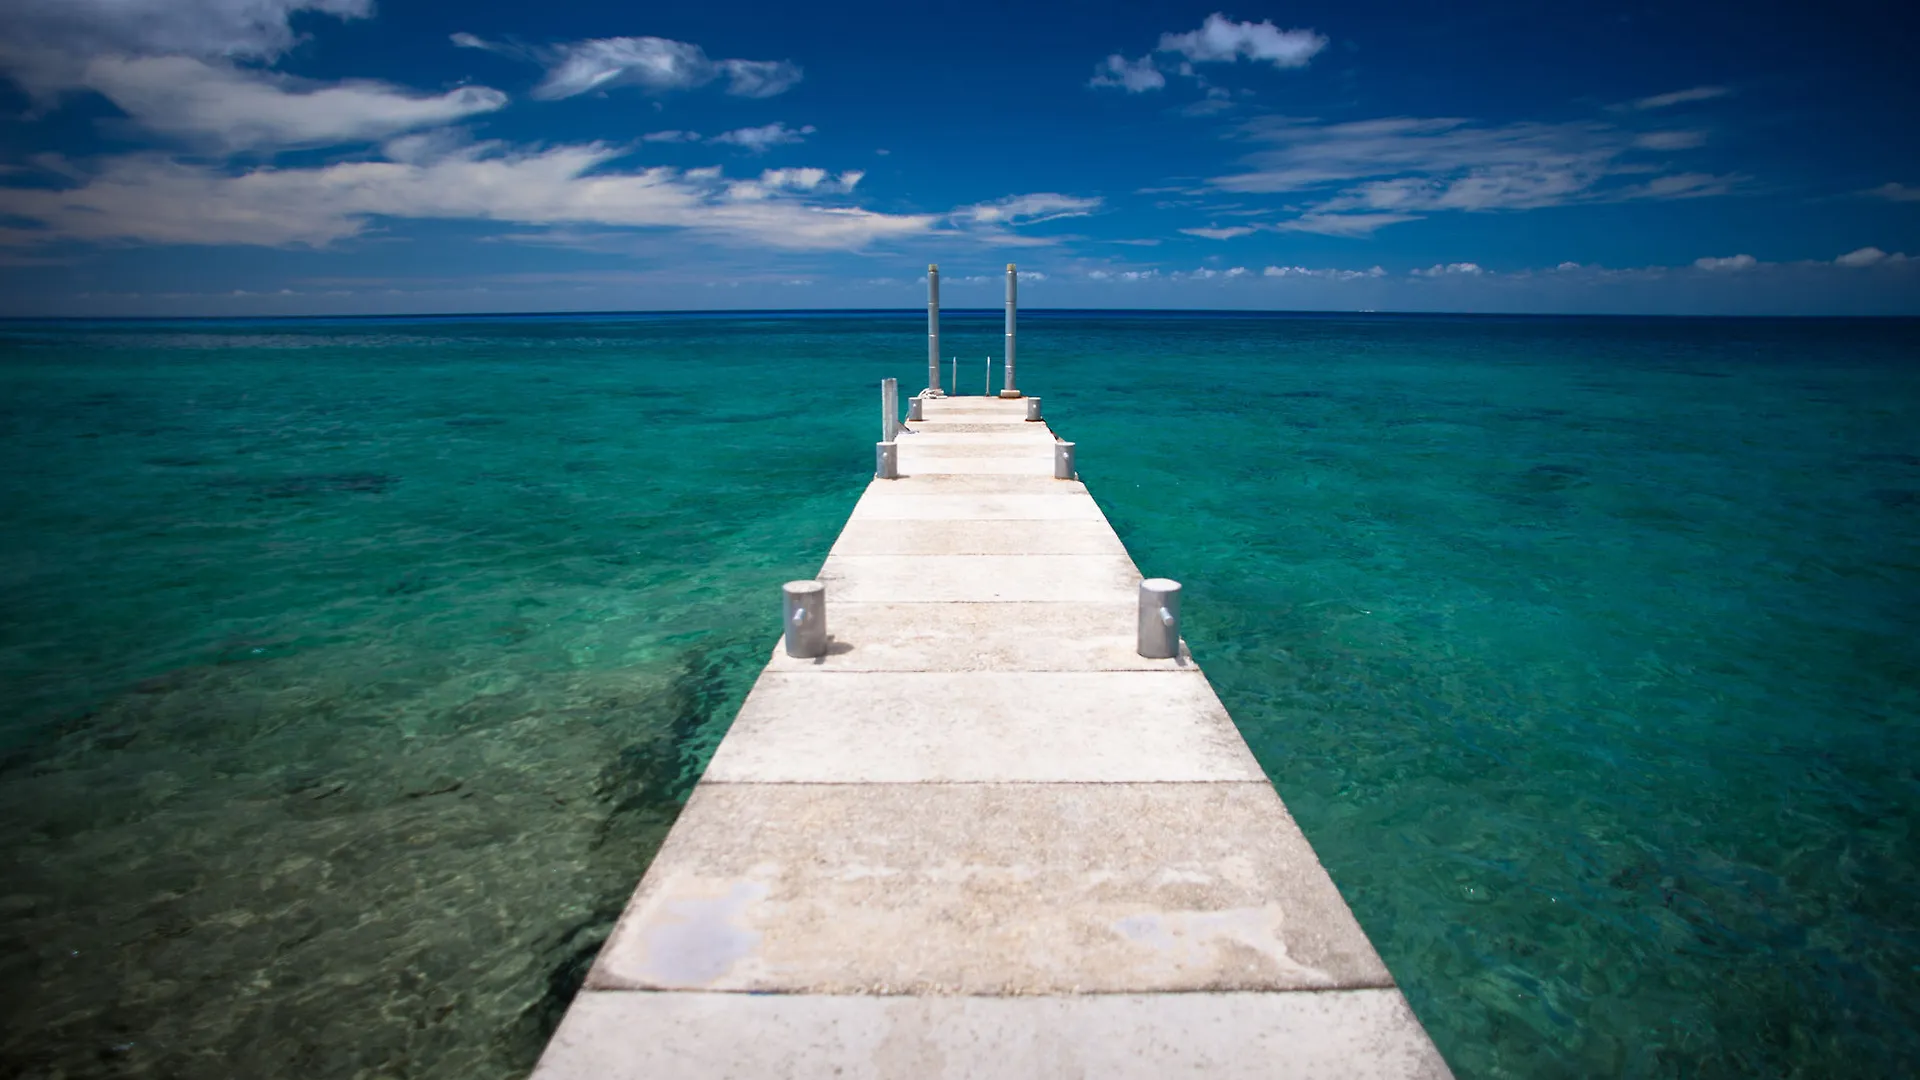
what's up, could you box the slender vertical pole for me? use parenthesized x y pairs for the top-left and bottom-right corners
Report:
(926, 265), (941, 396)
(984, 355), (989, 396)
(950, 356), (956, 395)
(881, 378), (898, 442)
(1000, 263), (1020, 398)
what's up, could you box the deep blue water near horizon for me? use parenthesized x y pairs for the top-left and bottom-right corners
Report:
(1, 311), (1916, 1078)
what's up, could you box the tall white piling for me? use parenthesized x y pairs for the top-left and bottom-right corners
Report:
(926, 265), (941, 397)
(881, 378), (898, 442)
(1137, 578), (1181, 659)
(782, 580), (827, 658)
(1001, 263), (1021, 398)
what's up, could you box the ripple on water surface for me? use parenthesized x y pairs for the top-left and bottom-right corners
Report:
(1, 313), (1917, 1078)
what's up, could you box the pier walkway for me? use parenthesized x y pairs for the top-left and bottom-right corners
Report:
(532, 395), (1450, 1078)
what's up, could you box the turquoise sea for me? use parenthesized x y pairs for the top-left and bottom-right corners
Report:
(1, 311), (1916, 1078)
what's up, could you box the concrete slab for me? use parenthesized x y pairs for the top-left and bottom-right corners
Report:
(829, 519), (1126, 556)
(818, 553), (1139, 602)
(900, 457), (1055, 476)
(587, 782), (1392, 995)
(765, 600), (1173, 667)
(901, 432), (1058, 449)
(533, 990), (1453, 1080)
(706, 671), (1258, 783)
(849, 491), (1107, 521)
(906, 421), (1045, 433)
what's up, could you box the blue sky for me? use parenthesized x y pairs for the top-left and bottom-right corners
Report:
(1, 0), (1916, 316)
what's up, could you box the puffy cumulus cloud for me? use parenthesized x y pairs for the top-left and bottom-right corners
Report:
(1089, 12), (1324, 93)
(79, 54), (505, 151)
(1413, 262), (1485, 276)
(1086, 269), (1161, 282)
(1694, 254), (1757, 271)
(1181, 225), (1255, 239)
(1158, 14), (1327, 68)
(1835, 247), (1910, 267)
(1214, 115), (1736, 236)
(726, 168), (863, 199)
(709, 122), (815, 152)
(1088, 53), (1164, 92)
(454, 32), (801, 101)
(1631, 85), (1731, 110)
(1264, 264), (1387, 280)
(953, 193), (1101, 227)
(0, 143), (934, 250)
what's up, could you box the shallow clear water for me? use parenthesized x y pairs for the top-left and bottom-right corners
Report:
(1, 312), (1916, 1077)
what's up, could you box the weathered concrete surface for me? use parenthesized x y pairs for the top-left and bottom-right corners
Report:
(706, 671), (1256, 782)
(537, 990), (1451, 1080)
(819, 553), (1139, 602)
(587, 782), (1390, 994)
(532, 393), (1451, 1078)
(761, 601), (1183, 669)
(829, 519), (1126, 556)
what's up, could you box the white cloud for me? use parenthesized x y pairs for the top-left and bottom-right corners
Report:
(641, 130), (702, 143)
(1634, 130), (1707, 150)
(1213, 114), (1734, 235)
(1632, 85), (1731, 110)
(1086, 269), (1161, 282)
(1694, 254), (1757, 271)
(1158, 14), (1328, 68)
(79, 54), (505, 151)
(1181, 225), (1255, 239)
(0, 143), (934, 250)
(454, 33), (802, 101)
(1088, 53), (1165, 92)
(1835, 247), (1909, 267)
(0, 0), (373, 94)
(1263, 264), (1387, 280)
(1088, 12), (1325, 94)
(709, 122), (815, 152)
(1868, 182), (1920, 202)
(953, 193), (1101, 226)
(1272, 212), (1423, 236)
(1412, 262), (1485, 276)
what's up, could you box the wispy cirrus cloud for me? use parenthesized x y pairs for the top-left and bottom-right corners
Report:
(1866, 182), (1920, 202)
(80, 54), (505, 151)
(1089, 13), (1326, 93)
(0, 143), (930, 250)
(1181, 225), (1255, 239)
(953, 193), (1101, 227)
(0, 0), (497, 153)
(1631, 85), (1731, 110)
(1208, 115), (1739, 236)
(709, 122), (815, 152)
(452, 32), (801, 101)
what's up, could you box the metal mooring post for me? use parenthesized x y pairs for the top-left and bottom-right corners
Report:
(1026, 397), (1042, 422)
(926, 265), (941, 396)
(1137, 578), (1182, 659)
(907, 396), (923, 421)
(875, 441), (898, 479)
(783, 580), (827, 658)
(1000, 263), (1021, 398)
(1054, 440), (1076, 480)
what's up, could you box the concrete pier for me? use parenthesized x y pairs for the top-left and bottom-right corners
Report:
(532, 396), (1451, 1079)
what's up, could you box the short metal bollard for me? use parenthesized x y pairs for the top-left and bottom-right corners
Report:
(907, 396), (924, 422)
(876, 441), (898, 479)
(1054, 441), (1075, 480)
(1026, 397), (1042, 422)
(1138, 578), (1182, 659)
(783, 580), (827, 658)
